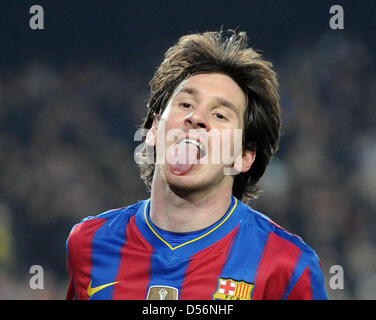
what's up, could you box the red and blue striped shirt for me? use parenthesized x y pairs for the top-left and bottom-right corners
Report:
(66, 196), (328, 300)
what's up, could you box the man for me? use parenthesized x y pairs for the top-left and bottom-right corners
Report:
(66, 30), (328, 300)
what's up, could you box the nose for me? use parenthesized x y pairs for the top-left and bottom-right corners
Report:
(184, 107), (210, 130)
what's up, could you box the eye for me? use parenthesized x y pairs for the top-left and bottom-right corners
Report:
(214, 112), (227, 120)
(180, 102), (193, 110)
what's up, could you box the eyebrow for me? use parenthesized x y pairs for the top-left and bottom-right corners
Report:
(178, 86), (239, 113)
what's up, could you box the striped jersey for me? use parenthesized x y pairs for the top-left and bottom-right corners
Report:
(65, 196), (328, 300)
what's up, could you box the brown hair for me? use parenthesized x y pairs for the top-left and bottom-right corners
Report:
(138, 30), (281, 204)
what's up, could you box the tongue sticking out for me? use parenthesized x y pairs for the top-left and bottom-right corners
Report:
(166, 142), (200, 175)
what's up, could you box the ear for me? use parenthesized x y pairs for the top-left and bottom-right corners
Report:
(145, 114), (159, 147)
(233, 150), (256, 173)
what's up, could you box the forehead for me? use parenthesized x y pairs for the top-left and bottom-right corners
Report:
(173, 73), (246, 110)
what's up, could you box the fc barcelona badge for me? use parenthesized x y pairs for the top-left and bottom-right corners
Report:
(212, 278), (254, 300)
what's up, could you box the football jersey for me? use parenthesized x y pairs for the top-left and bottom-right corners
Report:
(65, 196), (328, 300)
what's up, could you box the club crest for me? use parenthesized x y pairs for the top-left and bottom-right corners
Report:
(212, 278), (254, 300)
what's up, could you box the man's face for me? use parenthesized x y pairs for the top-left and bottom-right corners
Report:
(148, 72), (254, 193)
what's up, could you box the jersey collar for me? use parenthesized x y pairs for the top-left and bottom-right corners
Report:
(134, 196), (240, 260)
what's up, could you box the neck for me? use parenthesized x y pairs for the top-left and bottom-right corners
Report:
(149, 171), (233, 233)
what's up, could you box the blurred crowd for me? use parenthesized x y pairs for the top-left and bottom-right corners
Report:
(0, 32), (375, 299)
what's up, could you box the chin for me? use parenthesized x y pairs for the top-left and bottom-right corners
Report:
(170, 172), (230, 197)
(167, 172), (203, 191)
(162, 169), (207, 195)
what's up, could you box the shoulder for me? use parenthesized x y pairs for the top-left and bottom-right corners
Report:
(66, 200), (145, 252)
(236, 200), (319, 261)
(236, 200), (327, 299)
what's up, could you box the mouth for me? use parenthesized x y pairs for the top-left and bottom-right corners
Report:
(165, 134), (207, 176)
(180, 138), (206, 159)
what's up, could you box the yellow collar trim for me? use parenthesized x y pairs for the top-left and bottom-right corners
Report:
(144, 197), (237, 251)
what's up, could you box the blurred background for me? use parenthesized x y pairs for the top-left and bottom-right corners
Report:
(0, 0), (375, 299)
